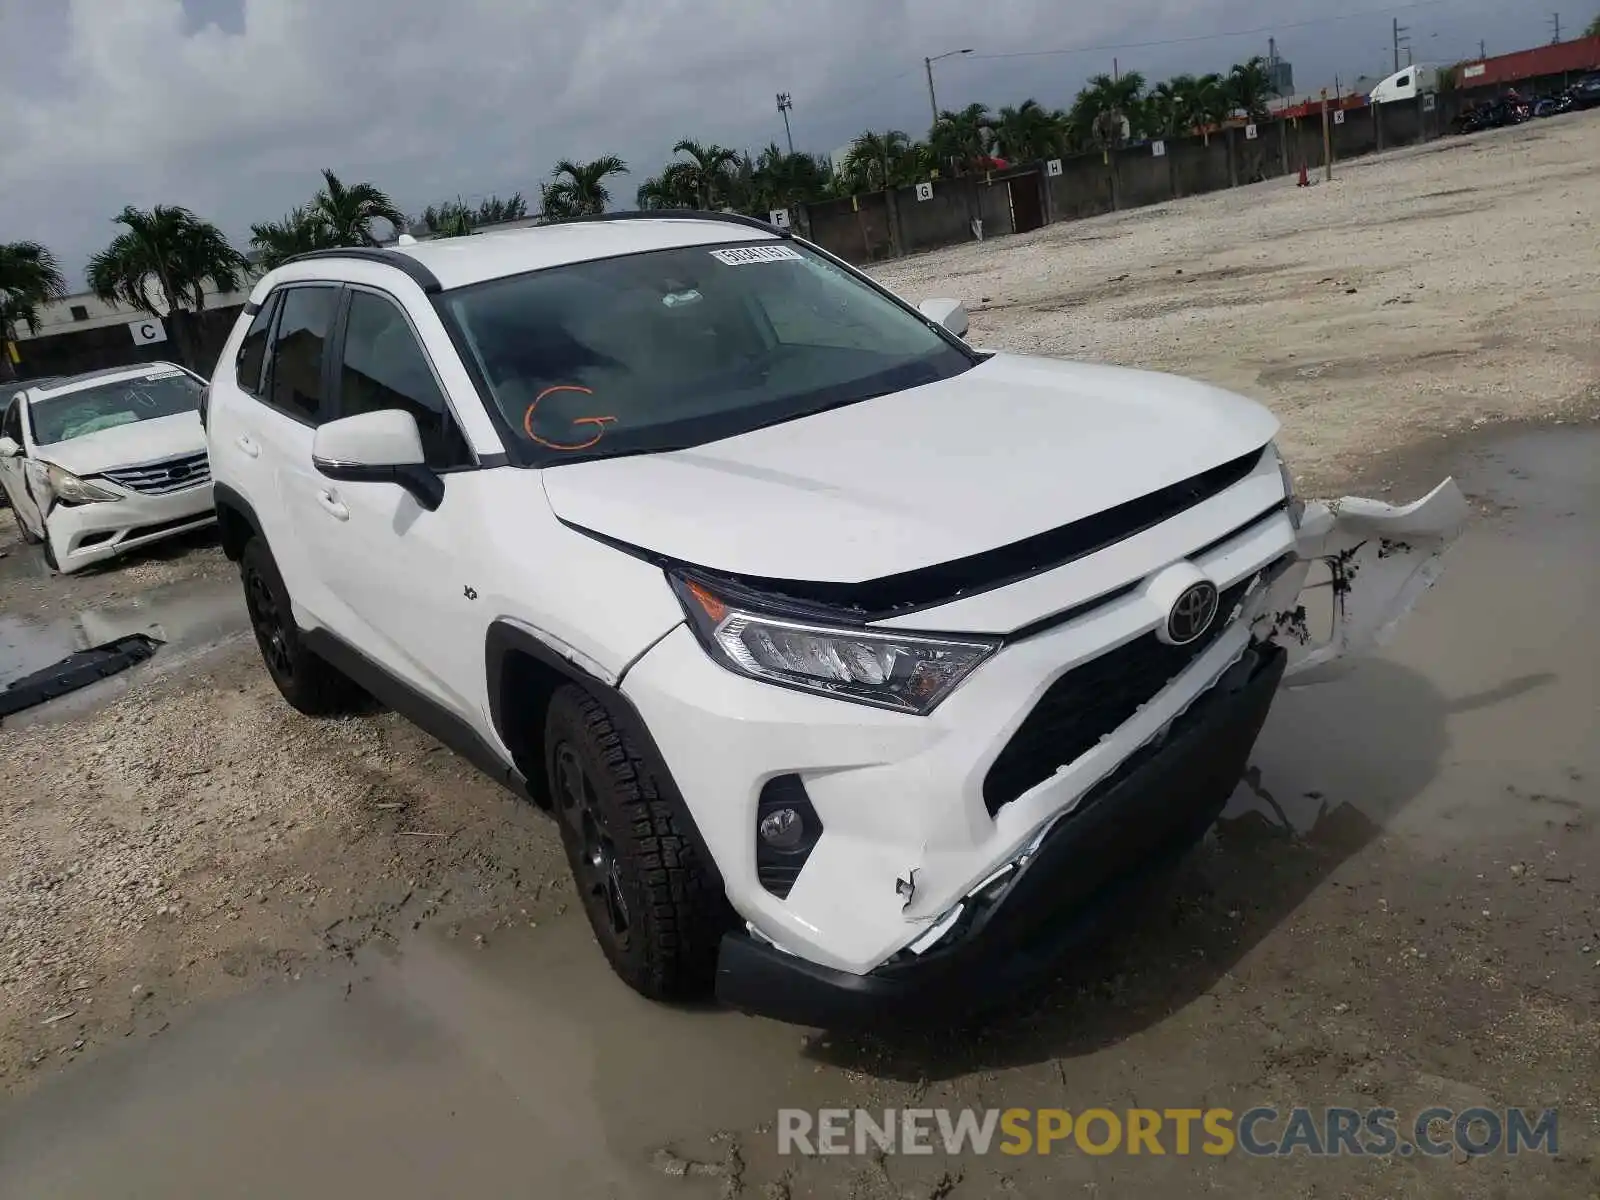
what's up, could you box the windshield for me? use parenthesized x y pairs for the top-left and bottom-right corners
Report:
(29, 370), (204, 446)
(441, 240), (973, 463)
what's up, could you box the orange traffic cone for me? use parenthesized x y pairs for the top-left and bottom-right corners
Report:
(1297, 162), (1310, 187)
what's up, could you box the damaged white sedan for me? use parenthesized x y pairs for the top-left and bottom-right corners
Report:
(0, 364), (215, 573)
(204, 216), (1464, 1028)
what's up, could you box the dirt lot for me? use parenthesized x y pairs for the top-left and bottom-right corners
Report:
(875, 112), (1600, 492)
(2, 116), (1599, 1198)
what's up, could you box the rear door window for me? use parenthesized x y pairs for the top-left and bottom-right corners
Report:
(1, 398), (22, 445)
(265, 285), (338, 424)
(235, 294), (281, 397)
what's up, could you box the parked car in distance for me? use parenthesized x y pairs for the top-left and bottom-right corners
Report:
(205, 213), (1466, 1027)
(1569, 73), (1600, 110)
(0, 363), (215, 572)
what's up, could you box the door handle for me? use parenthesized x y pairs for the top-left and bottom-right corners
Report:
(235, 434), (260, 459)
(316, 489), (349, 521)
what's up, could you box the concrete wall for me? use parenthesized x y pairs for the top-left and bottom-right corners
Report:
(1167, 136), (1229, 197)
(1048, 155), (1116, 220)
(14, 307), (243, 381)
(1113, 147), (1173, 209)
(792, 96), (1479, 267)
(806, 193), (894, 264)
(895, 180), (976, 254)
(1334, 106), (1381, 158)
(976, 180), (1016, 237)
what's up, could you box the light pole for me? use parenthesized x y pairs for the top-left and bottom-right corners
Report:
(924, 48), (973, 129)
(776, 92), (794, 155)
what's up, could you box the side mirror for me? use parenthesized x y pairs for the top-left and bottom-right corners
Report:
(918, 297), (969, 338)
(312, 410), (444, 512)
(0, 436), (20, 459)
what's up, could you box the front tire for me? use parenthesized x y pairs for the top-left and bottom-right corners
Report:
(13, 507), (42, 545)
(544, 684), (729, 1000)
(239, 537), (366, 716)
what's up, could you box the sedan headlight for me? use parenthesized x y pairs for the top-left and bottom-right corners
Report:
(671, 575), (998, 714)
(44, 462), (122, 504)
(1272, 442), (1304, 529)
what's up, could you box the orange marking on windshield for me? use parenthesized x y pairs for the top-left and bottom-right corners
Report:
(522, 384), (618, 451)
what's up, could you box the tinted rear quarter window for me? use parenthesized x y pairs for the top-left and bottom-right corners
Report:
(267, 286), (338, 424)
(234, 296), (279, 397)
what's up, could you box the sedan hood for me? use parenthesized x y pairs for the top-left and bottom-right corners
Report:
(541, 353), (1279, 583)
(36, 411), (205, 477)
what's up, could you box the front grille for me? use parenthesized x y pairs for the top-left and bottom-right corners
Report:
(983, 574), (1255, 814)
(99, 451), (210, 496)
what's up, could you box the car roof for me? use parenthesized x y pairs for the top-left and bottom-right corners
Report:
(273, 213), (785, 293)
(25, 362), (189, 402)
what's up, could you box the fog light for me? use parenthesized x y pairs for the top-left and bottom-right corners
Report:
(758, 807), (805, 850)
(755, 775), (823, 899)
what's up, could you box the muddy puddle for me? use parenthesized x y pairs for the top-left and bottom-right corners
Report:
(1, 426), (1596, 1199)
(0, 572), (247, 727)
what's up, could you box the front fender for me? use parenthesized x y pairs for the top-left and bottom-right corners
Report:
(1273, 478), (1469, 682)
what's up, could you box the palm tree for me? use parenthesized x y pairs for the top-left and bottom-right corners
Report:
(749, 144), (833, 211)
(1145, 81), (1190, 138)
(87, 205), (247, 369)
(930, 103), (994, 173)
(310, 168), (407, 246)
(471, 193), (528, 225)
(249, 206), (339, 270)
(0, 241), (68, 381)
(636, 162), (700, 210)
(993, 99), (1059, 162)
(1071, 73), (1147, 149)
(1227, 57), (1274, 122)
(1171, 73), (1229, 142)
(669, 140), (740, 208)
(840, 130), (915, 193)
(540, 156), (629, 221)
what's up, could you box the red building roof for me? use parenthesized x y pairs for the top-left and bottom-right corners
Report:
(1454, 36), (1600, 89)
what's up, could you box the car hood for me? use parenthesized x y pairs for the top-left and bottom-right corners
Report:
(35, 411), (206, 477)
(540, 353), (1280, 583)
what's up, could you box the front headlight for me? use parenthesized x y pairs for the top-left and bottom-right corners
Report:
(671, 575), (998, 714)
(44, 463), (122, 504)
(1272, 442), (1304, 530)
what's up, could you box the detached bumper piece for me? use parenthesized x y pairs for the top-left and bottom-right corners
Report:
(0, 634), (162, 723)
(716, 642), (1287, 1029)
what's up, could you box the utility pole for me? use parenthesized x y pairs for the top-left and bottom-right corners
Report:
(1550, 12), (1562, 43)
(924, 48), (973, 130)
(1479, 39), (1487, 59)
(1393, 17), (1410, 73)
(775, 92), (794, 155)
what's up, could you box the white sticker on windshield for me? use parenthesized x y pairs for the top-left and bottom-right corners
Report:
(709, 245), (803, 266)
(144, 368), (183, 380)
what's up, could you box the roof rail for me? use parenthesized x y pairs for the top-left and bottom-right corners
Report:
(282, 247), (443, 293)
(542, 209), (791, 238)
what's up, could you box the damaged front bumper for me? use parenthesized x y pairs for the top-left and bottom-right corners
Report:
(710, 479), (1468, 1027)
(1276, 478), (1470, 681)
(717, 642), (1289, 1028)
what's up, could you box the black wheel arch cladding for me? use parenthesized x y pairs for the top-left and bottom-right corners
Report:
(212, 482), (263, 562)
(484, 619), (728, 900)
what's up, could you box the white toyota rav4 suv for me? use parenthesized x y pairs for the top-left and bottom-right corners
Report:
(204, 212), (1465, 1026)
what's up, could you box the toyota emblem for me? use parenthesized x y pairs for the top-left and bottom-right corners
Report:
(1166, 581), (1220, 645)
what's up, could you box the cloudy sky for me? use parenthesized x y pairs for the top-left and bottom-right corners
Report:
(0, 0), (1558, 285)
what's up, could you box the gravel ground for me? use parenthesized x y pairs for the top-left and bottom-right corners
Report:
(874, 112), (1600, 492)
(2, 117), (1599, 1197)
